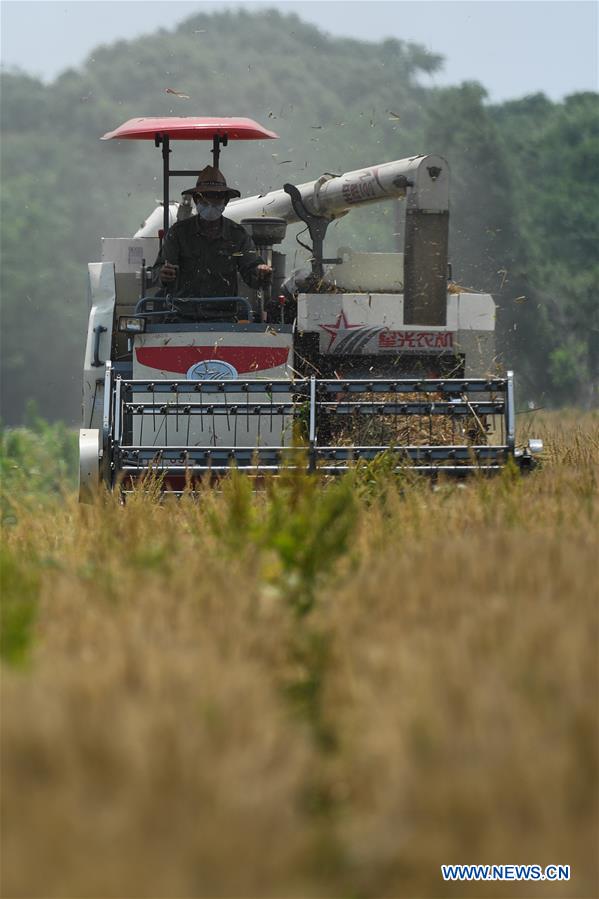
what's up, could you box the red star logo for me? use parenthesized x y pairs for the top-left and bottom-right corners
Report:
(319, 311), (362, 351)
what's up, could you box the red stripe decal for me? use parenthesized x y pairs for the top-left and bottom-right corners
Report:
(136, 346), (289, 374)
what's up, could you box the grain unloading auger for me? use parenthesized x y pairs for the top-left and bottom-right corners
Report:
(79, 116), (542, 498)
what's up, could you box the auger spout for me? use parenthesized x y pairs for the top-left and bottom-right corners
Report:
(226, 154), (448, 223)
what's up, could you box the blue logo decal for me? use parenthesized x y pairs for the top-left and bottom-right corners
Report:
(186, 360), (238, 380)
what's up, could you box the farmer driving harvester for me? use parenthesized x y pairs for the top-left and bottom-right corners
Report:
(152, 165), (272, 302)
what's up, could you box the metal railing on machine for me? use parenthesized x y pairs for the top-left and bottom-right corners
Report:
(101, 368), (519, 487)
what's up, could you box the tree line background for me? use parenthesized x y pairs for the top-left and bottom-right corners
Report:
(1, 7), (597, 424)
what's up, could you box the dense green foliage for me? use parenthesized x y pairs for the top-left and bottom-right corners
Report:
(0, 411), (77, 518)
(1, 8), (597, 423)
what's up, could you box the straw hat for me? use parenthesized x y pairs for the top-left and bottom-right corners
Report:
(182, 165), (241, 199)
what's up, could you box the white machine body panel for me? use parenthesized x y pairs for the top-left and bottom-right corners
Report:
(101, 236), (161, 308)
(456, 292), (496, 331)
(298, 292), (459, 355)
(298, 291), (494, 353)
(78, 428), (101, 501)
(101, 237), (161, 273)
(131, 328), (294, 448)
(328, 249), (404, 293)
(82, 262), (116, 428)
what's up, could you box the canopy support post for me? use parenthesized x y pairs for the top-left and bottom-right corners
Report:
(212, 134), (228, 169)
(155, 133), (171, 237)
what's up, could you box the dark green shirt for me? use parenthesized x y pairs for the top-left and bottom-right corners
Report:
(152, 215), (264, 297)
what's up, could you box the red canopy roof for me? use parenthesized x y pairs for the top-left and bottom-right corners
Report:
(101, 117), (278, 141)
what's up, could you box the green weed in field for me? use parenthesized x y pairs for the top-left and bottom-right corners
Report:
(205, 469), (357, 616)
(0, 545), (40, 666)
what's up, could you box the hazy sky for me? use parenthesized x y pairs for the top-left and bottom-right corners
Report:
(1, 0), (597, 103)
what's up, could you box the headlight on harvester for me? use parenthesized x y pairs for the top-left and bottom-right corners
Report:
(118, 316), (146, 333)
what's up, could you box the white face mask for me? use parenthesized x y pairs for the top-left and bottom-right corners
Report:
(196, 200), (226, 221)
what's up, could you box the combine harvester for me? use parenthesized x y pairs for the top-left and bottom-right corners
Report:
(79, 116), (542, 498)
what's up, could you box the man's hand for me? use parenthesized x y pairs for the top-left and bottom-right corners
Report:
(256, 264), (272, 283)
(160, 262), (178, 284)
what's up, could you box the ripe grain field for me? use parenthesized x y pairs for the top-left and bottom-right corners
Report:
(1, 412), (598, 899)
